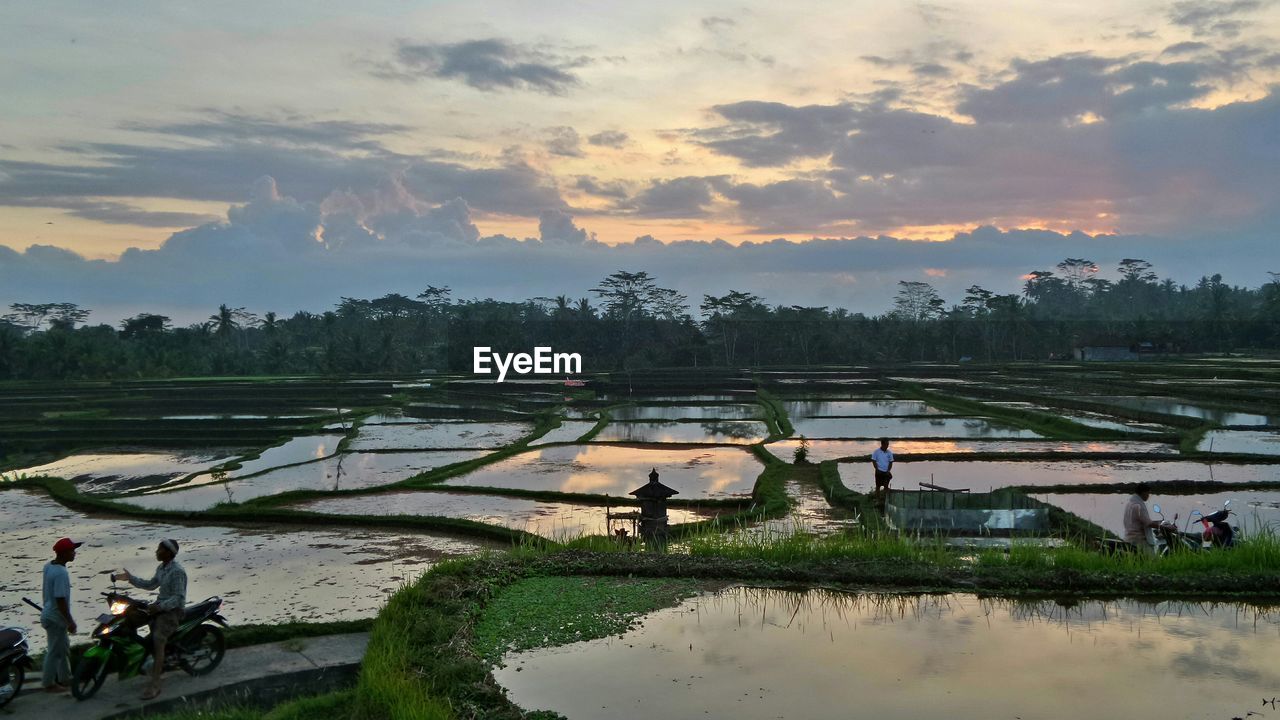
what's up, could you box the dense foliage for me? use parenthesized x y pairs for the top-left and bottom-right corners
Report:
(2, 261), (1278, 379)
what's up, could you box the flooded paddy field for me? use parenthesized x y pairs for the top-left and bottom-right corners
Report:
(1033, 489), (1280, 538)
(348, 421), (532, 450)
(835, 459), (1280, 493)
(293, 490), (720, 540)
(10, 450), (243, 494)
(591, 420), (769, 444)
(1087, 396), (1279, 426)
(494, 586), (1280, 720)
(440, 444), (762, 498)
(780, 399), (950, 417)
(528, 421), (598, 445)
(0, 489), (498, 653)
(608, 404), (763, 420)
(1198, 430), (1280, 456)
(765, 438), (1178, 462)
(121, 451), (492, 510)
(789, 416), (1042, 439)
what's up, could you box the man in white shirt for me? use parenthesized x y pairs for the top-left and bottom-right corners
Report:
(871, 438), (894, 493)
(1123, 483), (1165, 554)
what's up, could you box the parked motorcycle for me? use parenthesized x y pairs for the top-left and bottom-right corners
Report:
(70, 590), (228, 701)
(0, 621), (34, 708)
(1187, 500), (1238, 548)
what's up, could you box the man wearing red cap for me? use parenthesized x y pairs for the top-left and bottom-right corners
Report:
(41, 537), (82, 693)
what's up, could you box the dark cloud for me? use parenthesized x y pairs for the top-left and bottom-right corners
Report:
(694, 101), (856, 167)
(912, 62), (952, 78)
(1169, 0), (1264, 37)
(0, 197), (218, 228)
(701, 16), (736, 32)
(1161, 40), (1213, 55)
(956, 54), (1223, 122)
(0, 112), (569, 217)
(378, 38), (585, 94)
(860, 55), (899, 68)
(545, 126), (584, 157)
(574, 176), (630, 199)
(586, 130), (629, 148)
(627, 176), (723, 218)
(121, 111), (409, 151)
(3, 183), (1274, 325)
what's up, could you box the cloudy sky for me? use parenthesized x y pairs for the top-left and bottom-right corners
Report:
(2, 0), (1278, 322)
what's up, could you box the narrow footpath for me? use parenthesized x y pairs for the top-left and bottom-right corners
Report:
(7, 632), (369, 720)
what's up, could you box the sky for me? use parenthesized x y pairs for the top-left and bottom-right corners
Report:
(1, 0), (1279, 323)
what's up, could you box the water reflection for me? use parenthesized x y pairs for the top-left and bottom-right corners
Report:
(837, 459), (1278, 493)
(11, 451), (241, 494)
(782, 399), (949, 418)
(1198, 430), (1280, 456)
(350, 422), (531, 450)
(765, 439), (1179, 462)
(790, 417), (1042, 439)
(441, 445), (761, 498)
(609, 405), (762, 421)
(1091, 396), (1278, 426)
(295, 491), (719, 540)
(496, 586), (1280, 720)
(592, 421), (768, 444)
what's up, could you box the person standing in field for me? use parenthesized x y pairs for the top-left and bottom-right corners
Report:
(871, 438), (894, 493)
(42, 537), (82, 693)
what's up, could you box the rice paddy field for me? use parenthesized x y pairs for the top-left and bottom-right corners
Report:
(3, 360), (1280, 709)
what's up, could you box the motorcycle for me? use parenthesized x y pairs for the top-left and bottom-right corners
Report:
(0, 608), (35, 708)
(1187, 499), (1238, 548)
(1152, 501), (1240, 555)
(70, 590), (228, 701)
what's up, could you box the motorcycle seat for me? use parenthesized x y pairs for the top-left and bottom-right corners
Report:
(0, 628), (22, 648)
(182, 598), (220, 622)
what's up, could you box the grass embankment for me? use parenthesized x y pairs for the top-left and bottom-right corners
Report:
(755, 387), (794, 438)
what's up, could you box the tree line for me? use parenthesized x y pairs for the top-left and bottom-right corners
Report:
(1, 260), (1278, 379)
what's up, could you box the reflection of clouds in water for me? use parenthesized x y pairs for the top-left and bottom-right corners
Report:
(497, 587), (1280, 720)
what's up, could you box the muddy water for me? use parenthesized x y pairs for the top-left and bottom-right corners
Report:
(1035, 490), (1280, 538)
(294, 491), (719, 540)
(1198, 430), (1280, 456)
(441, 445), (761, 498)
(494, 587), (1280, 720)
(765, 438), (1178, 462)
(121, 451), (491, 511)
(781, 399), (948, 418)
(836, 459), (1280, 493)
(0, 490), (498, 653)
(10, 451), (242, 494)
(789, 417), (1042, 439)
(591, 421), (769, 444)
(350, 422), (531, 450)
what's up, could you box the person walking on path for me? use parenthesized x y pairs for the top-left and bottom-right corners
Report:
(41, 537), (82, 693)
(112, 539), (187, 701)
(871, 438), (894, 493)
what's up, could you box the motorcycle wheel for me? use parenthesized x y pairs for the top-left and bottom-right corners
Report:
(71, 653), (109, 701)
(178, 625), (225, 676)
(0, 661), (23, 709)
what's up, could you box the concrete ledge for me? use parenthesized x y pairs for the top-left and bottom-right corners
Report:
(102, 662), (360, 719)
